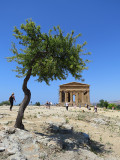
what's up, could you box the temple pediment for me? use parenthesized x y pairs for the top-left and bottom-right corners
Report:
(60, 82), (89, 87)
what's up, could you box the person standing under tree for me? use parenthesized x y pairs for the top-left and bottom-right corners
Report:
(9, 93), (16, 111)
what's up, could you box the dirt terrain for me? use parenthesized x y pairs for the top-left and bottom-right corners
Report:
(0, 105), (120, 159)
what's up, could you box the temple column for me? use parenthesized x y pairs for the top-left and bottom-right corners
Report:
(87, 91), (90, 104)
(75, 92), (79, 105)
(59, 91), (62, 103)
(70, 91), (73, 104)
(86, 91), (88, 103)
(77, 92), (79, 105)
(78, 92), (81, 103)
(81, 91), (84, 104)
(65, 92), (68, 102)
(78, 92), (81, 104)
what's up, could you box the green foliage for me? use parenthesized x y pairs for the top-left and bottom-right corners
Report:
(97, 99), (109, 108)
(107, 103), (117, 110)
(115, 105), (120, 110)
(0, 101), (10, 106)
(65, 117), (69, 123)
(98, 99), (120, 110)
(35, 102), (40, 106)
(104, 101), (109, 108)
(7, 19), (90, 84)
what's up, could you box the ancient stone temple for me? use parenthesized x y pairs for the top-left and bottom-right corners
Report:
(59, 82), (90, 106)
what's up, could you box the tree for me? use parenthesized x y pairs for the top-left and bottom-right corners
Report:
(35, 102), (40, 106)
(0, 101), (10, 106)
(7, 19), (90, 129)
(98, 99), (105, 108)
(98, 99), (109, 108)
(104, 101), (109, 109)
(107, 103), (116, 110)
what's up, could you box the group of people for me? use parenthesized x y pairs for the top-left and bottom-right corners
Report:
(45, 101), (52, 109)
(86, 104), (91, 110)
(8, 92), (98, 113)
(65, 102), (81, 111)
(86, 104), (97, 112)
(65, 102), (97, 112)
(8, 93), (54, 111)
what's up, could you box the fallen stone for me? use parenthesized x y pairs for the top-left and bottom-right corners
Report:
(46, 122), (73, 134)
(60, 124), (73, 134)
(5, 127), (16, 134)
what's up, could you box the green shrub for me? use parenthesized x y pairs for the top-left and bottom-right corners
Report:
(115, 105), (120, 110)
(0, 101), (10, 106)
(97, 99), (108, 108)
(107, 103), (117, 110)
(35, 102), (40, 106)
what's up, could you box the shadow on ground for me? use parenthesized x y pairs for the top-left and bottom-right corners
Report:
(34, 124), (106, 154)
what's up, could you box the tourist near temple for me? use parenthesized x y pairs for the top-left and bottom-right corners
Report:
(59, 82), (90, 106)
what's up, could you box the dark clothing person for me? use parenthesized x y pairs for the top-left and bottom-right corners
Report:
(87, 104), (89, 109)
(46, 101), (50, 109)
(9, 93), (15, 111)
(94, 106), (97, 113)
(48, 102), (51, 109)
(66, 102), (69, 111)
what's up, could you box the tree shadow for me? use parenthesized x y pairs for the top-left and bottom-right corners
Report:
(34, 124), (107, 154)
(89, 139), (105, 154)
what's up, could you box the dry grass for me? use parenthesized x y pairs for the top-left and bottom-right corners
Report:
(0, 105), (120, 159)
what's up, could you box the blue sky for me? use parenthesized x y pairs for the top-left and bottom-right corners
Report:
(0, 0), (120, 104)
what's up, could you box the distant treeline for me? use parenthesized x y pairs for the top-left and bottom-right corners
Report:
(1, 100), (120, 110)
(97, 99), (120, 110)
(0, 101), (41, 106)
(0, 101), (10, 106)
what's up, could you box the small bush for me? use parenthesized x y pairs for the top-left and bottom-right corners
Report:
(35, 102), (40, 106)
(66, 117), (69, 123)
(0, 101), (10, 106)
(115, 105), (120, 110)
(107, 103), (117, 110)
(97, 99), (109, 108)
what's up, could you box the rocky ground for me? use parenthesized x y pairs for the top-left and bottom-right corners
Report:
(0, 105), (120, 160)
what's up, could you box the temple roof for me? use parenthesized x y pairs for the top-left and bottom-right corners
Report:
(59, 82), (89, 87)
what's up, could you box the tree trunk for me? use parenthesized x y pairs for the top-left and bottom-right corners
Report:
(14, 69), (32, 129)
